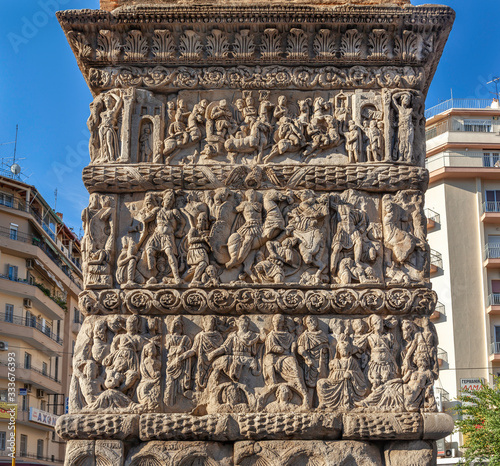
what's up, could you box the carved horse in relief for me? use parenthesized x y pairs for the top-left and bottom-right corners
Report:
(224, 101), (273, 164)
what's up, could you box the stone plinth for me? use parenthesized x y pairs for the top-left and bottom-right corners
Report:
(57, 1), (454, 463)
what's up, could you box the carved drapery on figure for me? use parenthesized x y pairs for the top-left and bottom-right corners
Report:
(58, 2), (454, 464)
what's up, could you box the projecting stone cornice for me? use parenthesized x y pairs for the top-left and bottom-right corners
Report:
(57, 4), (454, 96)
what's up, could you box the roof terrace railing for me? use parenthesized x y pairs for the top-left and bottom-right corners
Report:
(425, 98), (496, 119)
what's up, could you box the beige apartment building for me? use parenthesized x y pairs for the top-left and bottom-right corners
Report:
(0, 172), (82, 465)
(425, 97), (500, 462)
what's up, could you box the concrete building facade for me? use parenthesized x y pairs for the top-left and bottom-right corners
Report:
(425, 98), (500, 462)
(0, 173), (82, 465)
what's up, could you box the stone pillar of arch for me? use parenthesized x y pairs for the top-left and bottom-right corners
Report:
(56, 0), (454, 463)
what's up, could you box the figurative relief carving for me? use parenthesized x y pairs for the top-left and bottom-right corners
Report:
(70, 313), (440, 416)
(86, 87), (421, 168)
(81, 193), (115, 288)
(78, 187), (429, 290)
(60, 1), (454, 456)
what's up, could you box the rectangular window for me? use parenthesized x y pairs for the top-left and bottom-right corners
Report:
(5, 304), (13, 323)
(20, 435), (27, 456)
(24, 352), (31, 369)
(0, 192), (14, 208)
(495, 326), (500, 343)
(40, 400), (46, 411)
(74, 307), (81, 324)
(484, 152), (500, 167)
(21, 395), (29, 412)
(25, 310), (33, 327)
(464, 119), (492, 132)
(54, 357), (59, 381)
(7, 265), (18, 281)
(42, 362), (48, 376)
(37, 439), (43, 459)
(9, 224), (18, 240)
(0, 431), (5, 450)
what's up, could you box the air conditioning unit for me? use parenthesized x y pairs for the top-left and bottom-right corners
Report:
(0, 341), (8, 351)
(23, 298), (32, 308)
(36, 389), (45, 399)
(445, 449), (457, 458)
(26, 259), (34, 269)
(24, 383), (32, 393)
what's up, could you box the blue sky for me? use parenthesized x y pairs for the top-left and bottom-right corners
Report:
(0, 0), (498, 233)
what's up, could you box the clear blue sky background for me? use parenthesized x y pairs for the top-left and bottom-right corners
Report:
(0, 0), (498, 234)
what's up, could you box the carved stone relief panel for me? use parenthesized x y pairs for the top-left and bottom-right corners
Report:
(81, 193), (117, 288)
(78, 188), (429, 290)
(69, 313), (439, 417)
(86, 88), (426, 168)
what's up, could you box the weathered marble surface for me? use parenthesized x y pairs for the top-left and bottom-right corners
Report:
(58, 0), (454, 463)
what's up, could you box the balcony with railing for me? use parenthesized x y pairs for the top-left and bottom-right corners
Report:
(0, 196), (82, 271)
(437, 347), (448, 367)
(425, 208), (440, 230)
(0, 360), (61, 393)
(1, 314), (62, 356)
(0, 274), (65, 320)
(487, 294), (500, 315)
(426, 98), (498, 119)
(16, 451), (63, 464)
(490, 342), (500, 362)
(0, 225), (82, 290)
(430, 249), (443, 274)
(430, 302), (445, 321)
(484, 244), (500, 268)
(481, 201), (500, 224)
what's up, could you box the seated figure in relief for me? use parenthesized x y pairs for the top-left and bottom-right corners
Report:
(317, 332), (368, 410)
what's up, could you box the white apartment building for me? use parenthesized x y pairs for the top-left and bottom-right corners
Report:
(425, 97), (500, 462)
(0, 172), (83, 465)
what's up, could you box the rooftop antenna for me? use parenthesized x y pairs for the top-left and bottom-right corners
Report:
(0, 125), (29, 182)
(487, 77), (500, 101)
(10, 125), (22, 179)
(13, 125), (18, 163)
(54, 188), (58, 211)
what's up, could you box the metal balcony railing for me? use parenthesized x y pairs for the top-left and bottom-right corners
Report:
(483, 201), (500, 213)
(434, 386), (450, 402)
(430, 249), (443, 270)
(0, 199), (82, 267)
(1, 314), (63, 345)
(425, 208), (440, 224)
(0, 359), (60, 383)
(485, 245), (500, 260)
(491, 342), (500, 355)
(425, 98), (495, 119)
(18, 451), (63, 463)
(0, 225), (82, 289)
(488, 294), (500, 306)
(437, 347), (448, 363)
(435, 302), (445, 316)
(0, 274), (67, 311)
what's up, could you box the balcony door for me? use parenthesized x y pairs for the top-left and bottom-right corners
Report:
(486, 190), (500, 212)
(488, 235), (500, 259)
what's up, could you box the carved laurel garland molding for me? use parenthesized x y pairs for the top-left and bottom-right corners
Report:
(56, 411), (452, 442)
(78, 287), (436, 316)
(82, 163), (429, 193)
